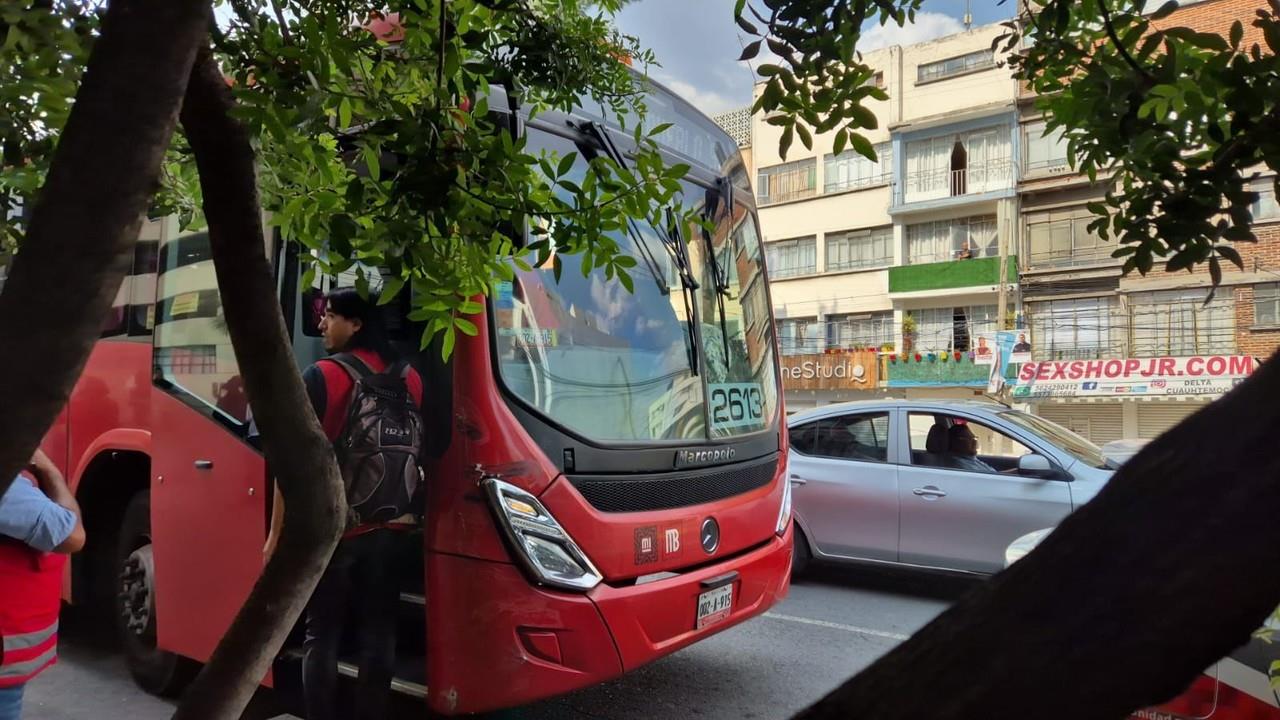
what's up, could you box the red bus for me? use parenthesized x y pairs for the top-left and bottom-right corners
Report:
(46, 82), (792, 715)
(1129, 617), (1280, 719)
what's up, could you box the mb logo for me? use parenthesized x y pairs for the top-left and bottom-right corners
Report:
(664, 528), (680, 554)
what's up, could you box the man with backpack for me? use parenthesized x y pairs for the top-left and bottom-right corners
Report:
(264, 286), (425, 720)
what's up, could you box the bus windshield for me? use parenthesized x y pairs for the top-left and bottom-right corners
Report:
(492, 125), (778, 443)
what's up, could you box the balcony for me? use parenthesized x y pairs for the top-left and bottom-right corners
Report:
(889, 256), (1019, 294)
(903, 162), (1014, 205)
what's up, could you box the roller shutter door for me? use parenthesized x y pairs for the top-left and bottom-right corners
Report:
(1036, 403), (1124, 445)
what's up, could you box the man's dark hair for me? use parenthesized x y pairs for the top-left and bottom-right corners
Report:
(326, 286), (395, 359)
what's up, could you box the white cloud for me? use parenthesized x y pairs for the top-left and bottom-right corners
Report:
(653, 73), (745, 116)
(861, 11), (967, 51)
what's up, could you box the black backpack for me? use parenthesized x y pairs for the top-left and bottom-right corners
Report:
(329, 353), (425, 529)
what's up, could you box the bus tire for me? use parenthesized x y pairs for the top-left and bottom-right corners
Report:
(792, 524), (812, 578)
(114, 491), (197, 697)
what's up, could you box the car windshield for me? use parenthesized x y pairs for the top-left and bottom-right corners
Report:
(997, 410), (1115, 470)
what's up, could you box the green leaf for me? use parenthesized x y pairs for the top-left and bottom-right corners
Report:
(648, 122), (674, 137)
(1218, 245), (1244, 270)
(617, 268), (635, 294)
(796, 124), (813, 150)
(338, 98), (352, 130)
(739, 40), (762, 61)
(378, 276), (405, 304)
(442, 326), (457, 359)
(1150, 0), (1179, 19)
(459, 299), (484, 314)
(832, 129), (848, 156)
(1230, 20), (1244, 48)
(849, 132), (875, 162)
(779, 125), (794, 160)
(455, 316), (479, 336)
(556, 152), (577, 179)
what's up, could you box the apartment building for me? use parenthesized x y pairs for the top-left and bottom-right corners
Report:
(755, 1), (1276, 441)
(1015, 0), (1278, 443)
(753, 23), (1021, 410)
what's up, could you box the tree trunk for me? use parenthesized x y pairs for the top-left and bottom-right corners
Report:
(171, 41), (346, 720)
(0, 0), (208, 498)
(795, 350), (1280, 719)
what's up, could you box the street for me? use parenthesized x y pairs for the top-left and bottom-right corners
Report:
(24, 566), (969, 720)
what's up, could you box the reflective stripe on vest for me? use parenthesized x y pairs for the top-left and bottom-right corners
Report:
(2, 620), (57, 652)
(0, 644), (56, 682)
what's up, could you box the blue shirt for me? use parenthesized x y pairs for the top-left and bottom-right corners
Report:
(0, 475), (76, 553)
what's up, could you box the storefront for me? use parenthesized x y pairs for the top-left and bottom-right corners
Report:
(1013, 355), (1256, 443)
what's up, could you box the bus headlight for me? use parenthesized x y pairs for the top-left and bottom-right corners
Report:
(484, 477), (602, 592)
(776, 464), (793, 536)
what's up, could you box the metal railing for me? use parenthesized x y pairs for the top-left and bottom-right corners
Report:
(758, 166), (817, 205)
(903, 161), (1014, 204)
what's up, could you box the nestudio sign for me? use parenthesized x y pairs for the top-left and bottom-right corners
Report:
(780, 352), (878, 390)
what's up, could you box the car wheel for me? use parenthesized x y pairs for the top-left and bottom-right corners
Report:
(114, 491), (197, 697)
(792, 524), (812, 577)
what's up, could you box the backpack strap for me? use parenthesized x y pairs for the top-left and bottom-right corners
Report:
(328, 352), (375, 383)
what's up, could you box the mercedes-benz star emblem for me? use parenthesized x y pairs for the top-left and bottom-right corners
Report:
(700, 518), (720, 555)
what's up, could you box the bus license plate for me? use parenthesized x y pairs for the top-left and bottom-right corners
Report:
(696, 584), (733, 629)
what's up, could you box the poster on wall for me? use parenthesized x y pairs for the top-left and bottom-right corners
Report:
(973, 334), (996, 365)
(1009, 331), (1033, 364)
(986, 331), (1017, 395)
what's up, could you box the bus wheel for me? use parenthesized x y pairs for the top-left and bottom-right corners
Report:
(115, 491), (196, 697)
(792, 525), (812, 578)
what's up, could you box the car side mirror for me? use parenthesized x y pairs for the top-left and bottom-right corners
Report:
(1017, 454), (1057, 479)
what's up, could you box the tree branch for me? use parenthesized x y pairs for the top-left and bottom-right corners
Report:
(0, 0), (208, 499)
(171, 37), (346, 720)
(1099, 0), (1154, 83)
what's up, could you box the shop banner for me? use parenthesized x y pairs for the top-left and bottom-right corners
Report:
(780, 352), (879, 391)
(1012, 355), (1258, 399)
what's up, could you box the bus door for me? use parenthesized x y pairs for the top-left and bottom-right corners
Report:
(148, 227), (268, 664)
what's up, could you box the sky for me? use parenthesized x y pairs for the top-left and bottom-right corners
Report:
(615, 0), (1016, 116)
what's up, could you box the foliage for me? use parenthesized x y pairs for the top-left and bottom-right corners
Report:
(0, 1), (100, 246)
(739, 0), (1280, 290)
(734, 0), (919, 162)
(1008, 0), (1280, 287)
(2, 0), (698, 354)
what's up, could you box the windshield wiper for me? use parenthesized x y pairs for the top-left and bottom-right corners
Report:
(578, 121), (701, 376)
(702, 178), (734, 364)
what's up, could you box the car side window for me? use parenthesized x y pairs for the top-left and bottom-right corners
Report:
(793, 412), (890, 462)
(789, 422), (821, 455)
(908, 412), (1032, 475)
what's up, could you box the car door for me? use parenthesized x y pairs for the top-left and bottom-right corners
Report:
(790, 410), (899, 562)
(898, 411), (1072, 573)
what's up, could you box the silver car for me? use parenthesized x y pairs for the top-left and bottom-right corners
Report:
(788, 399), (1115, 576)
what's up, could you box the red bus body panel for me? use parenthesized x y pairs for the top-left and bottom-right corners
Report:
(60, 301), (789, 715)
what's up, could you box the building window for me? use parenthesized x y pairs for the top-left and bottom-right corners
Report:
(1255, 284), (1280, 326)
(1129, 290), (1235, 356)
(777, 317), (822, 356)
(826, 226), (893, 272)
(904, 126), (1011, 203)
(911, 305), (997, 352)
(825, 311), (895, 350)
(1027, 296), (1123, 360)
(906, 215), (997, 264)
(757, 159), (817, 205)
(1025, 206), (1110, 269)
(1252, 182), (1280, 223)
(916, 49), (996, 83)
(872, 71), (885, 88)
(766, 236), (817, 279)
(1023, 120), (1070, 174)
(824, 143), (892, 193)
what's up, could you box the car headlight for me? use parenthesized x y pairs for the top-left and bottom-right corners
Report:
(776, 460), (793, 536)
(484, 477), (602, 591)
